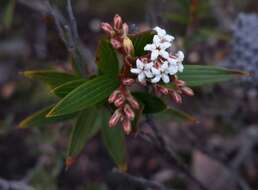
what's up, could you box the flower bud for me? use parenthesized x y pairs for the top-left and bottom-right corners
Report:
(127, 95), (140, 110)
(111, 38), (122, 49)
(175, 80), (186, 87)
(158, 86), (169, 95)
(109, 109), (121, 128)
(170, 91), (182, 104)
(108, 90), (120, 103)
(123, 37), (134, 55)
(122, 78), (135, 86)
(124, 104), (135, 120)
(101, 22), (114, 36)
(122, 23), (129, 36)
(114, 94), (125, 107)
(181, 86), (194, 96)
(122, 119), (132, 135)
(113, 14), (123, 31)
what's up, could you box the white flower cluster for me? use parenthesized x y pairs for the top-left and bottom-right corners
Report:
(130, 27), (184, 84)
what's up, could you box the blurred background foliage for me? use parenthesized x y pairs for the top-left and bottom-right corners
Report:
(0, 0), (258, 190)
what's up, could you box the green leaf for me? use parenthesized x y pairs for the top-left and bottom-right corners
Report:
(132, 92), (166, 114)
(51, 79), (86, 97)
(156, 108), (198, 124)
(3, 0), (15, 29)
(18, 106), (76, 128)
(177, 65), (250, 87)
(66, 108), (100, 161)
(96, 38), (119, 75)
(101, 109), (127, 171)
(47, 75), (120, 117)
(129, 31), (155, 57)
(23, 70), (80, 88)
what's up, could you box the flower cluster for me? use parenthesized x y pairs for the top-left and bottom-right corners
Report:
(131, 27), (184, 84)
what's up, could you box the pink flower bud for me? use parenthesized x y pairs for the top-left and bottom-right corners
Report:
(108, 90), (121, 103)
(170, 91), (182, 104)
(127, 95), (140, 110)
(114, 94), (125, 107)
(122, 119), (132, 135)
(158, 86), (169, 95)
(109, 109), (121, 128)
(111, 38), (122, 49)
(122, 23), (129, 36)
(113, 14), (123, 31)
(124, 104), (135, 120)
(181, 87), (194, 96)
(123, 37), (134, 55)
(122, 78), (135, 86)
(175, 80), (186, 87)
(101, 22), (114, 36)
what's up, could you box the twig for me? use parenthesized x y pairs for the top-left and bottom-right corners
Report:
(106, 169), (176, 190)
(139, 115), (209, 190)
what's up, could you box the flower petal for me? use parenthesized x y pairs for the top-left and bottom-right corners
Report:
(167, 65), (177, 75)
(162, 74), (170, 83)
(144, 44), (156, 51)
(130, 68), (141, 74)
(153, 26), (166, 37)
(151, 50), (159, 60)
(164, 34), (175, 42)
(160, 61), (169, 71)
(153, 35), (161, 47)
(151, 67), (160, 75)
(160, 50), (169, 59)
(138, 72), (145, 82)
(144, 70), (153, 78)
(177, 63), (184, 72)
(151, 74), (161, 83)
(160, 42), (171, 50)
(145, 62), (154, 70)
(176, 51), (184, 62)
(136, 59), (144, 69)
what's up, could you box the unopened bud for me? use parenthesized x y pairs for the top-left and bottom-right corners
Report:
(108, 90), (120, 103)
(124, 104), (135, 120)
(113, 14), (123, 31)
(122, 23), (129, 36)
(122, 78), (135, 86)
(123, 37), (134, 55)
(158, 86), (169, 95)
(181, 86), (194, 96)
(114, 94), (125, 107)
(122, 119), (132, 135)
(111, 38), (122, 49)
(175, 80), (186, 87)
(109, 109), (121, 128)
(101, 22), (114, 36)
(170, 91), (182, 104)
(127, 95), (140, 110)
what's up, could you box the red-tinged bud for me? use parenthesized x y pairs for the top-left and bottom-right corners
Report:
(114, 94), (125, 107)
(159, 86), (169, 95)
(170, 91), (182, 104)
(175, 80), (186, 87)
(123, 37), (134, 55)
(101, 22), (114, 36)
(181, 86), (194, 96)
(108, 90), (120, 103)
(109, 109), (121, 128)
(122, 119), (132, 135)
(122, 23), (129, 36)
(127, 95), (140, 110)
(124, 104), (135, 120)
(122, 78), (135, 86)
(113, 14), (123, 31)
(111, 38), (122, 49)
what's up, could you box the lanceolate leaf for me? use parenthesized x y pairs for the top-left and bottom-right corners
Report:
(47, 75), (120, 117)
(156, 108), (198, 124)
(52, 79), (86, 97)
(18, 106), (76, 128)
(177, 65), (250, 87)
(129, 31), (155, 57)
(23, 70), (80, 89)
(96, 38), (119, 75)
(132, 92), (166, 114)
(66, 108), (100, 162)
(101, 109), (127, 171)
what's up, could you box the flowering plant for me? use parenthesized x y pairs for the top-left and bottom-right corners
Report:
(20, 14), (249, 169)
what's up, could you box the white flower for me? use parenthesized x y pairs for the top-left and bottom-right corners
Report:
(151, 61), (170, 84)
(153, 26), (175, 42)
(144, 41), (170, 60)
(176, 51), (184, 72)
(130, 59), (154, 82)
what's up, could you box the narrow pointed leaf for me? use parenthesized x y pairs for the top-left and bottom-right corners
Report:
(18, 106), (76, 128)
(66, 108), (100, 162)
(96, 38), (119, 75)
(23, 70), (80, 88)
(132, 92), (166, 113)
(101, 109), (127, 171)
(52, 79), (86, 97)
(47, 75), (119, 117)
(176, 65), (250, 87)
(129, 31), (155, 57)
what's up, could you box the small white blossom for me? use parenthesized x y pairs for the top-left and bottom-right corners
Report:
(130, 59), (154, 82)
(151, 61), (170, 84)
(176, 51), (184, 72)
(153, 26), (175, 42)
